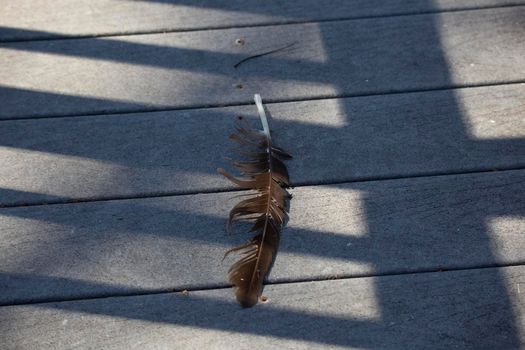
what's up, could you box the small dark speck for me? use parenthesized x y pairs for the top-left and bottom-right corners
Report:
(235, 38), (245, 46)
(235, 84), (243, 89)
(238, 116), (243, 120)
(260, 296), (269, 303)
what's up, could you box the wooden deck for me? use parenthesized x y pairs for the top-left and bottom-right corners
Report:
(1, 1), (524, 348)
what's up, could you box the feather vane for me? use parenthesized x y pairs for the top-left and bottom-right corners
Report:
(218, 94), (292, 307)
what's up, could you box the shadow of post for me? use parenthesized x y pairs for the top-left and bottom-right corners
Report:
(0, 0), (523, 348)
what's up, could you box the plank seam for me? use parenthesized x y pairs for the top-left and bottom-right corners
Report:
(2, 262), (524, 307)
(1, 167), (523, 209)
(1, 3), (524, 43)
(1, 80), (525, 122)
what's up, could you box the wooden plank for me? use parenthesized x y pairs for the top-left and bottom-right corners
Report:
(0, 170), (523, 304)
(1, 84), (523, 206)
(1, 0), (524, 41)
(1, 7), (525, 119)
(1, 266), (524, 349)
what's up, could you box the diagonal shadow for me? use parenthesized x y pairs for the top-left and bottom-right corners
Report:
(1, 1), (524, 348)
(0, 85), (150, 119)
(1, 267), (521, 348)
(2, 0), (524, 42)
(1, 171), (523, 308)
(2, 7), (524, 119)
(2, 89), (524, 168)
(0, 88), (523, 206)
(0, 25), (325, 79)
(0, 188), (70, 206)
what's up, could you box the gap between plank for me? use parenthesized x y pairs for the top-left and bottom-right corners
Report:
(1, 167), (523, 209)
(1, 3), (524, 43)
(1, 80), (525, 122)
(2, 262), (524, 307)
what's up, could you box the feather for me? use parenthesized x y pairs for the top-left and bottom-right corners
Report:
(218, 94), (292, 307)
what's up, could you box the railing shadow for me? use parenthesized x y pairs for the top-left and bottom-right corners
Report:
(0, 0), (524, 348)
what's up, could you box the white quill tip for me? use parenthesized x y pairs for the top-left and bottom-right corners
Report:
(254, 94), (270, 136)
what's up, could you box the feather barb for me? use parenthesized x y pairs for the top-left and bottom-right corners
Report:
(218, 94), (292, 307)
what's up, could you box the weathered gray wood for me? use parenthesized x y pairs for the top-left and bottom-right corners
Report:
(1, 0), (523, 41)
(1, 266), (524, 349)
(1, 84), (523, 206)
(1, 7), (525, 119)
(0, 170), (523, 304)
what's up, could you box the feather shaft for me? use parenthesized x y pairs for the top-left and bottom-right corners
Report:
(218, 94), (292, 307)
(254, 94), (270, 138)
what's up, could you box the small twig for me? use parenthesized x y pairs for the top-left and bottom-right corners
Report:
(234, 42), (297, 69)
